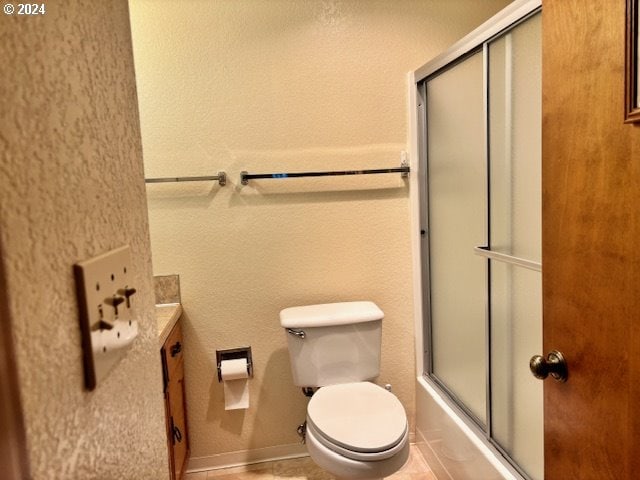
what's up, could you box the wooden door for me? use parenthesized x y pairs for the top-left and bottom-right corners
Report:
(542, 0), (640, 478)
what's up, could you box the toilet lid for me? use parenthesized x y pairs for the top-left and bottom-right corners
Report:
(307, 382), (407, 453)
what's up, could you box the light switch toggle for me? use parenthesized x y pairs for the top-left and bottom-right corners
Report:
(98, 319), (115, 330)
(105, 294), (125, 317)
(95, 305), (115, 331)
(118, 286), (137, 308)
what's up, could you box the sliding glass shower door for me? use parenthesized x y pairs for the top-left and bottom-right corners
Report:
(427, 50), (487, 426)
(488, 14), (542, 479)
(420, 10), (542, 480)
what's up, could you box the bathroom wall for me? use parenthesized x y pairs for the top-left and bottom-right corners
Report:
(0, 1), (168, 479)
(129, 0), (511, 464)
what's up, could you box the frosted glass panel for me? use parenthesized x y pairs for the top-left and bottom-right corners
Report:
(427, 51), (487, 425)
(491, 263), (542, 480)
(489, 14), (541, 263)
(489, 13), (542, 480)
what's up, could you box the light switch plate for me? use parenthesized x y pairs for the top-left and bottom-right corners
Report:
(74, 245), (139, 390)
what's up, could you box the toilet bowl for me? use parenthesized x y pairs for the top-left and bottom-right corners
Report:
(304, 382), (410, 479)
(280, 301), (409, 479)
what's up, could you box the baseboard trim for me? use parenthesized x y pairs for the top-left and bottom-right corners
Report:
(187, 443), (309, 473)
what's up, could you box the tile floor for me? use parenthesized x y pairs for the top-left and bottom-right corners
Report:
(185, 445), (436, 480)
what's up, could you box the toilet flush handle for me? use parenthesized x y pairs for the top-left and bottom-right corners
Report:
(286, 328), (306, 339)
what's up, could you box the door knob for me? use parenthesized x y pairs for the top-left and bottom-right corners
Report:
(529, 350), (568, 382)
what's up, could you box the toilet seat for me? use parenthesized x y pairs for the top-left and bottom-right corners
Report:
(307, 382), (408, 461)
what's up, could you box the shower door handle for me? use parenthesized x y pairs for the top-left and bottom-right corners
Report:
(529, 350), (568, 382)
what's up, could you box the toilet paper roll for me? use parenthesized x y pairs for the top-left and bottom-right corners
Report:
(220, 358), (249, 380)
(220, 358), (250, 410)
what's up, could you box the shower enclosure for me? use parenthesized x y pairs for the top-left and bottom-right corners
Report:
(412, 1), (542, 479)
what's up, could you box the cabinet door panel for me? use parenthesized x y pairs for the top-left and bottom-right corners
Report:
(168, 371), (188, 479)
(164, 322), (184, 379)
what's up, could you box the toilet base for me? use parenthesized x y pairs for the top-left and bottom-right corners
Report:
(305, 421), (409, 480)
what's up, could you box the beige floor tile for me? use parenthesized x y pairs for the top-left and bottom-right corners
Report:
(395, 445), (432, 475)
(205, 462), (275, 478)
(413, 442), (452, 480)
(191, 444), (435, 480)
(207, 467), (274, 480)
(272, 456), (334, 480)
(388, 473), (437, 480)
(186, 472), (208, 480)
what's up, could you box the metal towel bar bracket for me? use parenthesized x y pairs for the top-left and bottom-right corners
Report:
(145, 171), (226, 186)
(240, 160), (410, 186)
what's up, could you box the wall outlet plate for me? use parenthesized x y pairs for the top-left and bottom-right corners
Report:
(74, 245), (139, 390)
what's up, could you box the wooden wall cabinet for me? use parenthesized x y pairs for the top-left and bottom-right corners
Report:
(161, 321), (189, 480)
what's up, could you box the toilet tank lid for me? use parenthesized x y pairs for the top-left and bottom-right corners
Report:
(280, 301), (384, 328)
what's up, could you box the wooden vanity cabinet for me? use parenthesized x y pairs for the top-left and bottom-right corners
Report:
(161, 321), (189, 480)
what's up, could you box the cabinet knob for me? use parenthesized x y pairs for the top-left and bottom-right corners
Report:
(172, 425), (182, 444)
(170, 342), (182, 357)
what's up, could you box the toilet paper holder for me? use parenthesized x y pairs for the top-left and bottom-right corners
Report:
(216, 346), (253, 382)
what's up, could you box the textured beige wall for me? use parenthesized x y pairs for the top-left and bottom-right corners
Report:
(0, 1), (168, 479)
(129, 0), (511, 459)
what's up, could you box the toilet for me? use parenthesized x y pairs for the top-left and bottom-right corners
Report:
(280, 301), (410, 480)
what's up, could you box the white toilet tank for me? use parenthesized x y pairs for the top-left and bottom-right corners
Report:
(280, 301), (384, 387)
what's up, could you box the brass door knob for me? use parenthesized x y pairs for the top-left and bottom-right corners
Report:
(529, 350), (568, 382)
